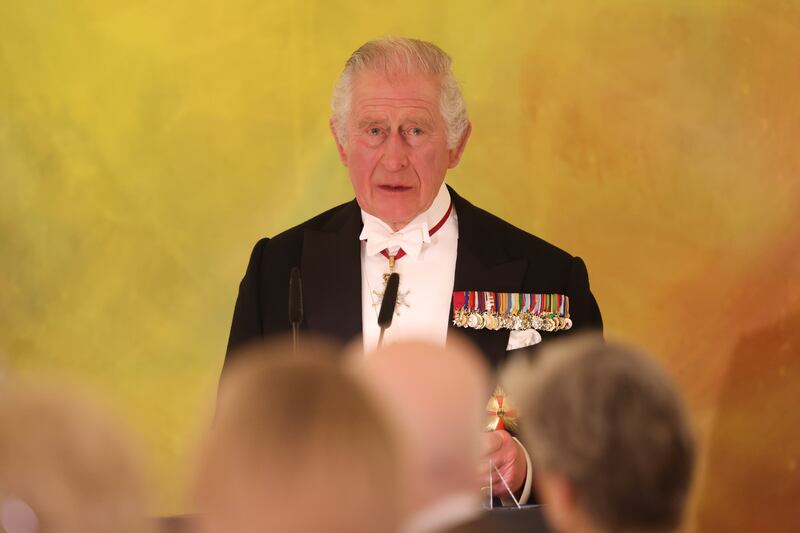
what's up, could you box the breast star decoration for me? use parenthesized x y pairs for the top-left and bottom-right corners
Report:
(372, 278), (410, 316)
(485, 385), (519, 434)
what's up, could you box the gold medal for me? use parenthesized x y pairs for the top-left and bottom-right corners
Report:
(519, 312), (532, 330)
(455, 307), (469, 327)
(498, 314), (511, 330)
(467, 311), (485, 329)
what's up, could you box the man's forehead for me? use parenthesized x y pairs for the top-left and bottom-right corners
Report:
(354, 99), (437, 118)
(351, 69), (441, 103)
(353, 67), (440, 84)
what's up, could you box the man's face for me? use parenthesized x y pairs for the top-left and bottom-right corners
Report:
(332, 70), (470, 229)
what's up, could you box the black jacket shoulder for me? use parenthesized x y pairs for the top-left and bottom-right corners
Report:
(252, 200), (360, 266)
(451, 190), (576, 282)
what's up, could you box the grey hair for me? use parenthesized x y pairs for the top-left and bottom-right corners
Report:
(331, 37), (469, 149)
(504, 335), (696, 532)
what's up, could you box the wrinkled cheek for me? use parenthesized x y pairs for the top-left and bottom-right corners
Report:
(409, 154), (446, 185)
(353, 153), (382, 181)
(348, 153), (382, 200)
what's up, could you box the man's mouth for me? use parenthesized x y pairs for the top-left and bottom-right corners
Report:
(378, 185), (413, 192)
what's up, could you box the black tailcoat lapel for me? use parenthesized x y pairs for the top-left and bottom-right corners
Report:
(301, 201), (363, 344)
(449, 188), (528, 368)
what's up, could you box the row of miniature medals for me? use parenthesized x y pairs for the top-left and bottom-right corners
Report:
(451, 291), (573, 332)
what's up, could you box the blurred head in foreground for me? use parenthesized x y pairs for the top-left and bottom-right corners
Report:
(504, 336), (695, 533)
(355, 338), (490, 519)
(194, 339), (400, 533)
(0, 384), (154, 533)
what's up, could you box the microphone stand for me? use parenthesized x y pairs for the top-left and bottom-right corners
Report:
(288, 267), (303, 354)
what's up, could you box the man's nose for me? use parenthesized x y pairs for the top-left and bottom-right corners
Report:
(381, 132), (409, 172)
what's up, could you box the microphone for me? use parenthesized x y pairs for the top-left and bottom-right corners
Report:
(377, 273), (399, 349)
(288, 267), (303, 353)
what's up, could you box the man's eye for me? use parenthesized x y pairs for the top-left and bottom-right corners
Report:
(368, 127), (382, 136)
(407, 127), (423, 136)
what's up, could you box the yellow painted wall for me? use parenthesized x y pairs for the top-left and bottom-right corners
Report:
(2, 1), (798, 529)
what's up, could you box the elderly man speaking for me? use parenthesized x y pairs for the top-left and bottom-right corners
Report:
(225, 37), (603, 504)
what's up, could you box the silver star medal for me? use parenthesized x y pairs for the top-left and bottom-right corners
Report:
(372, 274), (410, 316)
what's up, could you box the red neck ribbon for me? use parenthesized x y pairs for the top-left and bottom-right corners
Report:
(379, 201), (454, 262)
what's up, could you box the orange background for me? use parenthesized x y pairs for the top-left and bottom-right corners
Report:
(1, 1), (798, 529)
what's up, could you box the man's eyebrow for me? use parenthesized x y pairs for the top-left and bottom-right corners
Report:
(356, 115), (435, 125)
(355, 117), (388, 128)
(403, 116), (435, 127)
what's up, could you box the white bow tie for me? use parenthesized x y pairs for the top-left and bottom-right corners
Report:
(361, 221), (431, 259)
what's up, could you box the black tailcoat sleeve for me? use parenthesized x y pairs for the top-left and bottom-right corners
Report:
(224, 187), (603, 369)
(226, 237), (269, 355)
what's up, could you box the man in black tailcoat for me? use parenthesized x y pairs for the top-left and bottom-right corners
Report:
(225, 37), (602, 508)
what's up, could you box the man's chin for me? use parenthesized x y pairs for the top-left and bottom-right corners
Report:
(373, 208), (420, 229)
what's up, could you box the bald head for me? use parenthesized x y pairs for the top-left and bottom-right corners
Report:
(357, 338), (490, 511)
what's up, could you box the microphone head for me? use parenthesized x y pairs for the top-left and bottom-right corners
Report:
(377, 273), (400, 329)
(288, 267), (303, 325)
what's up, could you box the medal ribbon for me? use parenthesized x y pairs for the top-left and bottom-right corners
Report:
(452, 292), (572, 320)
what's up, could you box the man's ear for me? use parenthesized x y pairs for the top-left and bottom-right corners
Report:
(535, 470), (577, 533)
(330, 118), (348, 166)
(447, 121), (472, 169)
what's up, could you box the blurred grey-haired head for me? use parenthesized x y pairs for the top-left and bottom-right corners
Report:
(503, 335), (696, 532)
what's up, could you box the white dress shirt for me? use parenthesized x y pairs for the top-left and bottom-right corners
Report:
(358, 183), (533, 506)
(360, 183), (458, 353)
